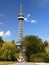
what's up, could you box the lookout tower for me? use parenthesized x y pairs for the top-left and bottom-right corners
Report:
(18, 4), (24, 42)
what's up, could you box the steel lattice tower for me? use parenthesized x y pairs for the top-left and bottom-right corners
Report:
(18, 4), (24, 42)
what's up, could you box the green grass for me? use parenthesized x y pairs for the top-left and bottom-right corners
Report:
(0, 61), (16, 65)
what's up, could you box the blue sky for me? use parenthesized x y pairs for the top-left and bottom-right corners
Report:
(0, 0), (49, 42)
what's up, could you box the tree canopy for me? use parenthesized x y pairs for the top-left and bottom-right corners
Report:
(0, 42), (19, 61)
(21, 35), (45, 61)
(0, 37), (4, 45)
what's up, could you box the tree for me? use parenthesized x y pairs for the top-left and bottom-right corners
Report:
(45, 46), (49, 55)
(43, 46), (49, 63)
(0, 36), (4, 46)
(0, 42), (19, 61)
(21, 35), (44, 61)
(11, 40), (15, 44)
(44, 41), (48, 47)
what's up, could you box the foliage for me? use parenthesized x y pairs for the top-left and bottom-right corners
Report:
(0, 37), (4, 46)
(0, 42), (19, 61)
(45, 45), (49, 63)
(21, 35), (44, 61)
(30, 57), (44, 62)
(44, 55), (49, 63)
(0, 35), (49, 62)
(11, 40), (15, 44)
(29, 52), (46, 62)
(0, 62), (16, 65)
(45, 46), (49, 54)
(43, 41), (48, 47)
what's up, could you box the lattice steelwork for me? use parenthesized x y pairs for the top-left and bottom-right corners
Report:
(18, 4), (24, 42)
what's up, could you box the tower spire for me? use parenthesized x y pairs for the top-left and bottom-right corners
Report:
(19, 4), (23, 16)
(20, 4), (22, 13)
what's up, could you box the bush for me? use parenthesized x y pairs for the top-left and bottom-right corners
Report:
(44, 55), (49, 63)
(29, 52), (46, 62)
(31, 57), (44, 62)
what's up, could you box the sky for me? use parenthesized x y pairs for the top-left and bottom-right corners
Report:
(0, 0), (49, 42)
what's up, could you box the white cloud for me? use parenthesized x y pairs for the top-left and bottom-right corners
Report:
(27, 14), (30, 17)
(24, 14), (37, 23)
(0, 31), (4, 36)
(24, 14), (30, 21)
(0, 30), (11, 37)
(31, 20), (37, 23)
(5, 30), (11, 36)
(24, 18), (28, 22)
(24, 14), (30, 22)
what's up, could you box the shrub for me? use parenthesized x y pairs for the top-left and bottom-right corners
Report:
(44, 55), (49, 63)
(32, 57), (44, 62)
(29, 52), (46, 62)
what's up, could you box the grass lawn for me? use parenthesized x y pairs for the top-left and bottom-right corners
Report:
(0, 61), (16, 65)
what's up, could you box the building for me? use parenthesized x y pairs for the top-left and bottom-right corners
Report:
(17, 4), (24, 49)
(18, 4), (24, 43)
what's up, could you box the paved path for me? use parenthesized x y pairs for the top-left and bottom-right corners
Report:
(8, 62), (49, 65)
(9, 62), (37, 65)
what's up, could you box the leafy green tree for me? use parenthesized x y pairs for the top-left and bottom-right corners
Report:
(44, 41), (48, 47)
(11, 40), (15, 44)
(0, 36), (4, 46)
(21, 35), (44, 61)
(0, 42), (19, 61)
(43, 46), (49, 63)
(45, 46), (49, 55)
